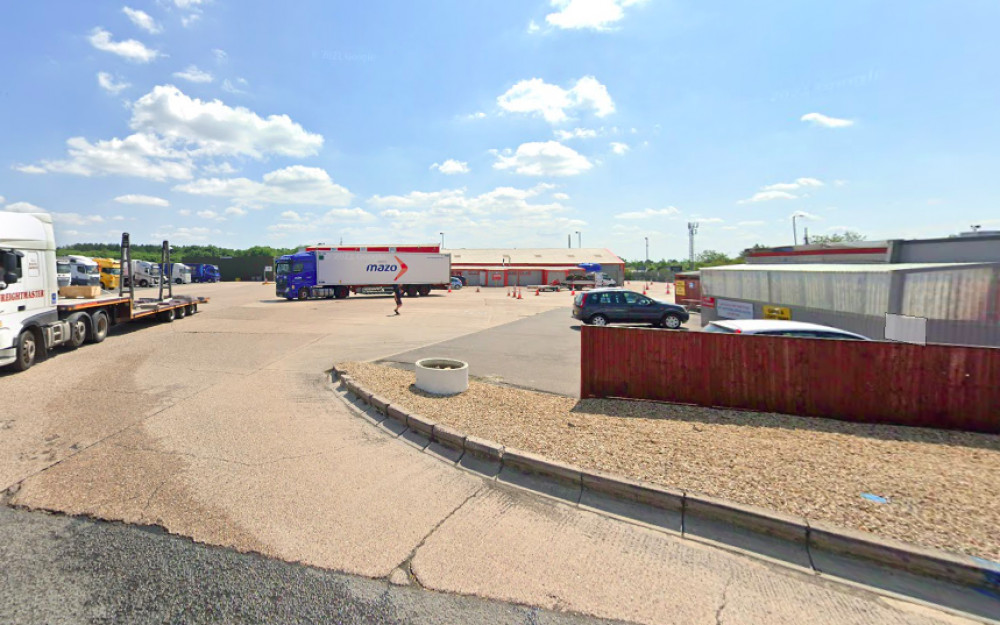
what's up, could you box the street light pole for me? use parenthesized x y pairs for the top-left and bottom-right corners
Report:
(644, 236), (649, 281)
(575, 231), (581, 248)
(792, 215), (798, 246)
(440, 232), (445, 248)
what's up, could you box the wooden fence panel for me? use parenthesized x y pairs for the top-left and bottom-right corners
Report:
(580, 326), (1000, 433)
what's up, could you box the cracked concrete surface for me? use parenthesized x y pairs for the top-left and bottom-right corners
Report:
(0, 283), (985, 625)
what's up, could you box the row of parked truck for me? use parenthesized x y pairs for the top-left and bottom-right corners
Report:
(57, 256), (221, 289)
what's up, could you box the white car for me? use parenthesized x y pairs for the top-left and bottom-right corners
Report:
(703, 319), (870, 340)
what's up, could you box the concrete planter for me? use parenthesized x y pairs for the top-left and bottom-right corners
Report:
(415, 358), (469, 395)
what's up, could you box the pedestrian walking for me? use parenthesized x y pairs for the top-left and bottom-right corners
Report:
(393, 283), (403, 315)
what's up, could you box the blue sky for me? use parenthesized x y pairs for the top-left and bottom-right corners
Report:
(2, 0), (999, 260)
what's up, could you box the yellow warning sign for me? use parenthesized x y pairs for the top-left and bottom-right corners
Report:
(763, 305), (791, 320)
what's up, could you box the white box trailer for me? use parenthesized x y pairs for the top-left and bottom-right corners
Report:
(317, 251), (449, 287)
(275, 246), (451, 299)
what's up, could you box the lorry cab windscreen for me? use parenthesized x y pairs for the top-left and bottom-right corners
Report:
(276, 262), (290, 275)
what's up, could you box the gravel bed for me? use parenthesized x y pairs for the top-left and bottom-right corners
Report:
(338, 361), (1000, 561)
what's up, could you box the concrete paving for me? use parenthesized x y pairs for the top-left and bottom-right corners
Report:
(0, 283), (985, 624)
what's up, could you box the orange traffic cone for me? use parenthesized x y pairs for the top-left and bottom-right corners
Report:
(535, 288), (539, 296)
(517, 289), (523, 299)
(571, 288), (575, 295)
(448, 286), (452, 293)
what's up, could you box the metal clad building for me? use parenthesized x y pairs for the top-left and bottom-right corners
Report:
(700, 263), (1000, 346)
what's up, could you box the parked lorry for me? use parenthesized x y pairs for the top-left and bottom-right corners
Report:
(560, 264), (618, 289)
(188, 263), (221, 283)
(0, 212), (209, 372)
(123, 259), (160, 287)
(56, 258), (72, 288)
(275, 245), (450, 300)
(163, 262), (192, 284)
(65, 255), (101, 287)
(92, 257), (121, 290)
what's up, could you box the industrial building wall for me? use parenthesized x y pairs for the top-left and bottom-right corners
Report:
(701, 264), (1000, 347)
(183, 255), (274, 281)
(895, 236), (1000, 263)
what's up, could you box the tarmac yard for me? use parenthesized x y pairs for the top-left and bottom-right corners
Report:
(0, 282), (991, 625)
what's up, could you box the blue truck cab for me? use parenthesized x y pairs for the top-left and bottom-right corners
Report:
(275, 252), (316, 300)
(189, 263), (221, 283)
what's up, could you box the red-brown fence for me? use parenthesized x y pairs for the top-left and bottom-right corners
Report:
(580, 326), (1000, 433)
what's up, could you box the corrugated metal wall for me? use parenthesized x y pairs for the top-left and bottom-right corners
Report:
(581, 326), (1000, 433)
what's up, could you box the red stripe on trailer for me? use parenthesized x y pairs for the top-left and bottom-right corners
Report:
(306, 245), (440, 253)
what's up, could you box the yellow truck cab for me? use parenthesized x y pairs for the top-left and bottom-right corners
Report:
(92, 257), (121, 290)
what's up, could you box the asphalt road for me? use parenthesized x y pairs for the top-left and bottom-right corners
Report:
(0, 283), (984, 625)
(0, 506), (622, 625)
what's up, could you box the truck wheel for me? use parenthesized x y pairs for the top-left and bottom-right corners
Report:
(66, 314), (88, 349)
(158, 308), (176, 323)
(175, 305), (187, 319)
(588, 314), (608, 327)
(298, 288), (310, 300)
(418, 285), (431, 296)
(186, 304), (197, 315)
(405, 286), (418, 297)
(175, 278), (183, 285)
(88, 311), (110, 343)
(13, 330), (38, 371)
(334, 286), (349, 299)
(139, 279), (149, 287)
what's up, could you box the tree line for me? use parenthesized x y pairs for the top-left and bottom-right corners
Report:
(56, 243), (298, 262)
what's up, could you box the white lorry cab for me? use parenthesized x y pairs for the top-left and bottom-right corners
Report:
(66, 255), (101, 286)
(169, 262), (192, 284)
(124, 259), (160, 287)
(56, 257), (72, 288)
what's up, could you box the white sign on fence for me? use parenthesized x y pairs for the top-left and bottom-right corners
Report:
(885, 313), (927, 345)
(716, 298), (754, 320)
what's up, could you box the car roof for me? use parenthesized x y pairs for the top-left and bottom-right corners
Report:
(708, 319), (869, 337)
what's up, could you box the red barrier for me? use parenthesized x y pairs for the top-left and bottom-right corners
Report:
(580, 326), (1000, 433)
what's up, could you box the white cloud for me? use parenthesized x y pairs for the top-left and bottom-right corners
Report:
(739, 178), (825, 203)
(430, 159), (470, 175)
(212, 48), (228, 63)
(615, 206), (679, 220)
(51, 212), (105, 226)
(224, 206), (246, 216)
(181, 13), (201, 27)
(173, 0), (204, 7)
(462, 111), (486, 121)
(4, 201), (47, 213)
(801, 112), (854, 128)
(22, 133), (194, 180)
(97, 72), (130, 94)
(0, 196), (5, 204)
(130, 85), (322, 158)
(221, 78), (248, 95)
(761, 177), (824, 192)
(196, 209), (225, 221)
(122, 7), (161, 34)
(692, 217), (724, 223)
(201, 161), (237, 175)
(88, 28), (159, 63)
(545, 0), (646, 31)
(610, 141), (629, 155)
(114, 194), (170, 206)
(174, 165), (353, 208)
(151, 225), (211, 242)
(527, 20), (541, 33)
(173, 65), (213, 83)
(553, 192), (570, 200)
(280, 210), (303, 221)
(178, 209), (191, 216)
(493, 141), (593, 176)
(554, 127), (598, 140)
(497, 76), (614, 123)
(112, 215), (126, 221)
(13, 164), (46, 174)
(738, 220), (766, 227)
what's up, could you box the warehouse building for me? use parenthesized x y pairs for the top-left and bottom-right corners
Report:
(700, 263), (1000, 346)
(744, 230), (1000, 265)
(445, 248), (626, 287)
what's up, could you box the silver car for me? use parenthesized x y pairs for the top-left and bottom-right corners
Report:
(703, 319), (870, 340)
